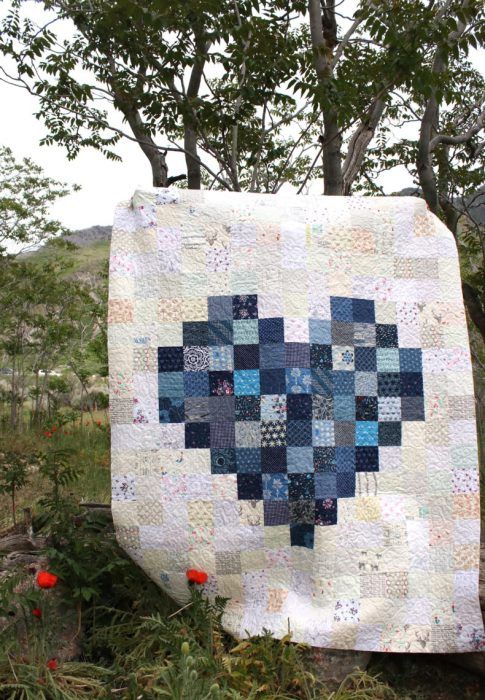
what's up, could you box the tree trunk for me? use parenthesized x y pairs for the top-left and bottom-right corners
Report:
(342, 96), (386, 195)
(184, 122), (201, 189)
(308, 1), (343, 195)
(181, 34), (208, 190)
(322, 114), (343, 195)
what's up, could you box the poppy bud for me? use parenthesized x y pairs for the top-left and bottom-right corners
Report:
(32, 608), (42, 618)
(36, 571), (58, 589)
(47, 659), (57, 670)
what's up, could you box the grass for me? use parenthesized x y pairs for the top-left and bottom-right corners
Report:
(0, 418), (110, 531)
(26, 239), (110, 279)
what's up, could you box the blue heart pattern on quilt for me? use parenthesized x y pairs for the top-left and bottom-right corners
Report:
(157, 295), (424, 548)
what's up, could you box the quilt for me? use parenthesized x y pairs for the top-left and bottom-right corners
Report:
(108, 188), (484, 653)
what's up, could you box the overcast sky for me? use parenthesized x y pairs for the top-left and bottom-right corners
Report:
(0, 1), (483, 231)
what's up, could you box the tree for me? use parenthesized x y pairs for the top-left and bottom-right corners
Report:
(0, 145), (76, 256)
(1, 2), (484, 337)
(0, 0), (314, 191)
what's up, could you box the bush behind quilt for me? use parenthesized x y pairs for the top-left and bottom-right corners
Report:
(109, 188), (484, 653)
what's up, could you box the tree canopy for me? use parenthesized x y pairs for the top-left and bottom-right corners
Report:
(0, 1), (484, 335)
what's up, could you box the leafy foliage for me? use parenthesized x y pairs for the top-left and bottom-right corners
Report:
(0, 145), (77, 256)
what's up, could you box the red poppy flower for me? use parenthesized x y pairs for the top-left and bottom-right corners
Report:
(32, 608), (42, 618)
(36, 571), (58, 589)
(43, 431), (52, 438)
(47, 659), (57, 670)
(51, 427), (57, 432)
(186, 569), (208, 584)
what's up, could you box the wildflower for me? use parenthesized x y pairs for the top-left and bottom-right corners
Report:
(36, 571), (58, 589)
(96, 420), (102, 426)
(51, 427), (57, 432)
(43, 431), (52, 438)
(47, 659), (57, 670)
(186, 569), (208, 585)
(32, 608), (42, 618)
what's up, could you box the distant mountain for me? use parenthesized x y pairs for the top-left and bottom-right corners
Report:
(63, 225), (112, 247)
(393, 186), (485, 227)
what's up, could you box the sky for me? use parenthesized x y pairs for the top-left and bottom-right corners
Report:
(0, 1), (483, 231)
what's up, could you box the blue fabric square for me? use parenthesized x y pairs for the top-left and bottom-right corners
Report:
(309, 319), (331, 344)
(208, 296), (233, 320)
(310, 344), (333, 369)
(290, 524), (314, 547)
(158, 371), (184, 397)
(355, 421), (378, 446)
(185, 422), (210, 448)
(377, 372), (401, 397)
(401, 396), (425, 421)
(333, 395), (355, 420)
(158, 347), (184, 372)
(287, 420), (312, 446)
(209, 371), (234, 396)
(260, 368), (286, 394)
(263, 473), (288, 500)
(286, 368), (312, 394)
(264, 501), (290, 525)
(399, 348), (422, 372)
(355, 396), (378, 421)
(209, 345), (233, 371)
(233, 295), (258, 319)
(285, 343), (311, 368)
(332, 370), (355, 396)
(315, 498), (337, 526)
(354, 347), (376, 372)
(355, 447), (378, 472)
(352, 298), (375, 323)
(315, 472), (337, 499)
(335, 446), (355, 472)
(376, 324), (398, 348)
(207, 320), (233, 345)
(314, 447), (336, 472)
(378, 422), (402, 446)
(261, 447), (287, 472)
(234, 344), (260, 369)
(312, 420), (334, 446)
(336, 472), (355, 497)
(311, 368), (334, 395)
(260, 343), (285, 369)
(287, 447), (314, 473)
(234, 369), (260, 395)
(211, 448), (236, 474)
(331, 296), (353, 321)
(287, 394), (312, 420)
(235, 396), (260, 421)
(159, 397), (184, 423)
(210, 421), (236, 448)
(259, 317), (284, 343)
(183, 321), (209, 346)
(288, 473), (314, 500)
(400, 372), (423, 397)
(376, 348), (400, 372)
(237, 473), (262, 499)
(235, 447), (261, 473)
(233, 319), (259, 344)
(184, 371), (209, 397)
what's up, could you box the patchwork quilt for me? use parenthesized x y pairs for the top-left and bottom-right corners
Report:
(109, 188), (484, 653)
